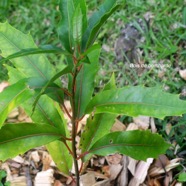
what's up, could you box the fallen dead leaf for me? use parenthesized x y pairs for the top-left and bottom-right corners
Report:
(80, 172), (96, 186)
(129, 158), (153, 186)
(133, 116), (150, 130)
(111, 119), (126, 132)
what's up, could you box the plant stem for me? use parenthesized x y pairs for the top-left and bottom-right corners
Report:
(71, 68), (80, 186)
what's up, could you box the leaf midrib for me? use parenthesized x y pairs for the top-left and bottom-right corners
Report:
(0, 32), (47, 80)
(0, 133), (62, 145)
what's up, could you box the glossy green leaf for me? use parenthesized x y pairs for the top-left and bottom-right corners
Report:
(0, 22), (56, 80)
(86, 86), (186, 119)
(46, 140), (73, 176)
(32, 65), (71, 112)
(102, 73), (116, 91)
(74, 0), (87, 34)
(80, 114), (116, 153)
(75, 46), (101, 118)
(0, 46), (69, 63)
(84, 130), (170, 161)
(178, 172), (186, 182)
(82, 0), (121, 50)
(72, 5), (83, 44)
(0, 123), (63, 161)
(0, 79), (34, 127)
(81, 73), (117, 153)
(24, 95), (66, 136)
(58, 0), (74, 52)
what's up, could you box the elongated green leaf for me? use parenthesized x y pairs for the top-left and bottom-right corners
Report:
(73, 5), (83, 44)
(82, 0), (121, 50)
(46, 140), (73, 176)
(84, 130), (170, 161)
(75, 46), (101, 118)
(0, 123), (63, 161)
(58, 0), (75, 52)
(32, 65), (71, 112)
(0, 22), (57, 80)
(81, 73), (117, 152)
(102, 73), (116, 91)
(80, 114), (116, 152)
(0, 46), (69, 63)
(74, 0), (87, 33)
(0, 79), (34, 127)
(24, 95), (66, 136)
(86, 86), (186, 119)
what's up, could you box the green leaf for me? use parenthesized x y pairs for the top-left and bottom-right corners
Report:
(72, 5), (83, 44)
(58, 0), (75, 52)
(0, 46), (70, 63)
(75, 46), (101, 118)
(46, 140), (73, 176)
(183, 7), (186, 25)
(0, 123), (63, 161)
(0, 170), (6, 180)
(31, 65), (71, 112)
(86, 86), (186, 119)
(82, 0), (121, 50)
(0, 22), (56, 80)
(0, 79), (34, 127)
(73, 0), (87, 34)
(178, 172), (186, 182)
(80, 114), (116, 153)
(84, 130), (170, 161)
(24, 95), (66, 136)
(81, 73), (117, 153)
(103, 73), (116, 91)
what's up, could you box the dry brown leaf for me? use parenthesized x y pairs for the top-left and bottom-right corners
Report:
(109, 164), (122, 180)
(18, 107), (28, 121)
(54, 180), (65, 186)
(133, 116), (150, 130)
(117, 156), (129, 186)
(106, 154), (122, 165)
(128, 158), (153, 186)
(111, 119), (126, 132)
(92, 179), (110, 186)
(179, 69), (186, 80)
(8, 108), (19, 119)
(80, 172), (96, 186)
(13, 156), (25, 164)
(149, 158), (181, 177)
(30, 151), (40, 163)
(11, 176), (27, 186)
(127, 157), (138, 176)
(35, 169), (54, 186)
(102, 165), (110, 178)
(150, 117), (157, 133)
(42, 151), (53, 171)
(126, 123), (139, 131)
(155, 155), (169, 169)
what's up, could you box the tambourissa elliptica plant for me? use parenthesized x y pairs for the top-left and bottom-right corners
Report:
(0, 0), (186, 185)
